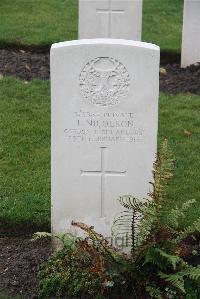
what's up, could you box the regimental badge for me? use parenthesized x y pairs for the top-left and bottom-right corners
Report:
(79, 57), (130, 107)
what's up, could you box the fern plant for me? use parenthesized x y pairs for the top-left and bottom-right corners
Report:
(112, 139), (200, 298)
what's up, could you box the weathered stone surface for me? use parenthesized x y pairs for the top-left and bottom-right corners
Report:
(51, 39), (159, 244)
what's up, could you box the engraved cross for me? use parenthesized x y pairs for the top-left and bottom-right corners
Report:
(96, 1), (124, 37)
(81, 147), (126, 218)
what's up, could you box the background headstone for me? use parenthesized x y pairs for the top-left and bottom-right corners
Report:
(79, 0), (143, 40)
(51, 39), (159, 243)
(181, 0), (200, 67)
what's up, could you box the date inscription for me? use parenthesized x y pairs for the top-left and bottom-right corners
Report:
(64, 110), (144, 143)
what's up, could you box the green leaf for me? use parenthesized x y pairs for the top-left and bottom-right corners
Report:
(146, 285), (163, 299)
(159, 272), (185, 293)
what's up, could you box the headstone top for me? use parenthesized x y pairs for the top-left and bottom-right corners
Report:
(51, 39), (159, 51)
(79, 0), (143, 40)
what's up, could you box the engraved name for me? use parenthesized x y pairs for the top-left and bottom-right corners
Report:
(64, 110), (144, 143)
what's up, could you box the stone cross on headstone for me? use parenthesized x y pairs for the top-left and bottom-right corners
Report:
(81, 147), (126, 217)
(79, 0), (143, 40)
(96, 7), (124, 38)
(51, 39), (159, 242)
(181, 0), (200, 67)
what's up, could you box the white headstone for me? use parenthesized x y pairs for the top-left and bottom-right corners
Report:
(181, 0), (200, 67)
(51, 39), (159, 244)
(79, 0), (143, 40)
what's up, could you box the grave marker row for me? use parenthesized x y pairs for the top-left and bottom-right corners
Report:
(79, 0), (200, 67)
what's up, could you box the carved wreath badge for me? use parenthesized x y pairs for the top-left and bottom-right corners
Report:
(79, 57), (130, 107)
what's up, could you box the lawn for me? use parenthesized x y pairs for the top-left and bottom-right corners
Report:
(0, 77), (199, 234)
(0, 0), (183, 51)
(0, 78), (50, 233)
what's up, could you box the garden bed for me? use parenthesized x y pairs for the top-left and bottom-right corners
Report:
(0, 48), (200, 95)
(0, 236), (136, 299)
(0, 234), (199, 299)
(0, 237), (51, 298)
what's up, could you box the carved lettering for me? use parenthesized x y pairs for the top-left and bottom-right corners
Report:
(64, 110), (144, 144)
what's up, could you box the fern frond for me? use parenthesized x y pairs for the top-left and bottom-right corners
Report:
(114, 140), (175, 252)
(155, 248), (184, 270)
(179, 218), (200, 240)
(146, 285), (163, 299)
(167, 199), (196, 230)
(118, 195), (150, 212)
(149, 139), (174, 204)
(143, 247), (184, 271)
(112, 211), (141, 230)
(143, 247), (168, 270)
(112, 210), (142, 251)
(112, 196), (151, 250)
(112, 213), (135, 243)
(159, 266), (200, 294)
(159, 271), (185, 293)
(136, 204), (158, 244)
(137, 140), (174, 243)
(184, 266), (200, 280)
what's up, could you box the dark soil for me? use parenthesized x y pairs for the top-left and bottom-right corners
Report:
(0, 48), (200, 95)
(0, 49), (50, 81)
(160, 63), (200, 95)
(0, 237), (51, 299)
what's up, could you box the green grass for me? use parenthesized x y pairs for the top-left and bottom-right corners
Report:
(0, 0), (183, 51)
(159, 93), (200, 225)
(0, 77), (199, 233)
(0, 0), (78, 47)
(143, 0), (183, 51)
(0, 78), (50, 233)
